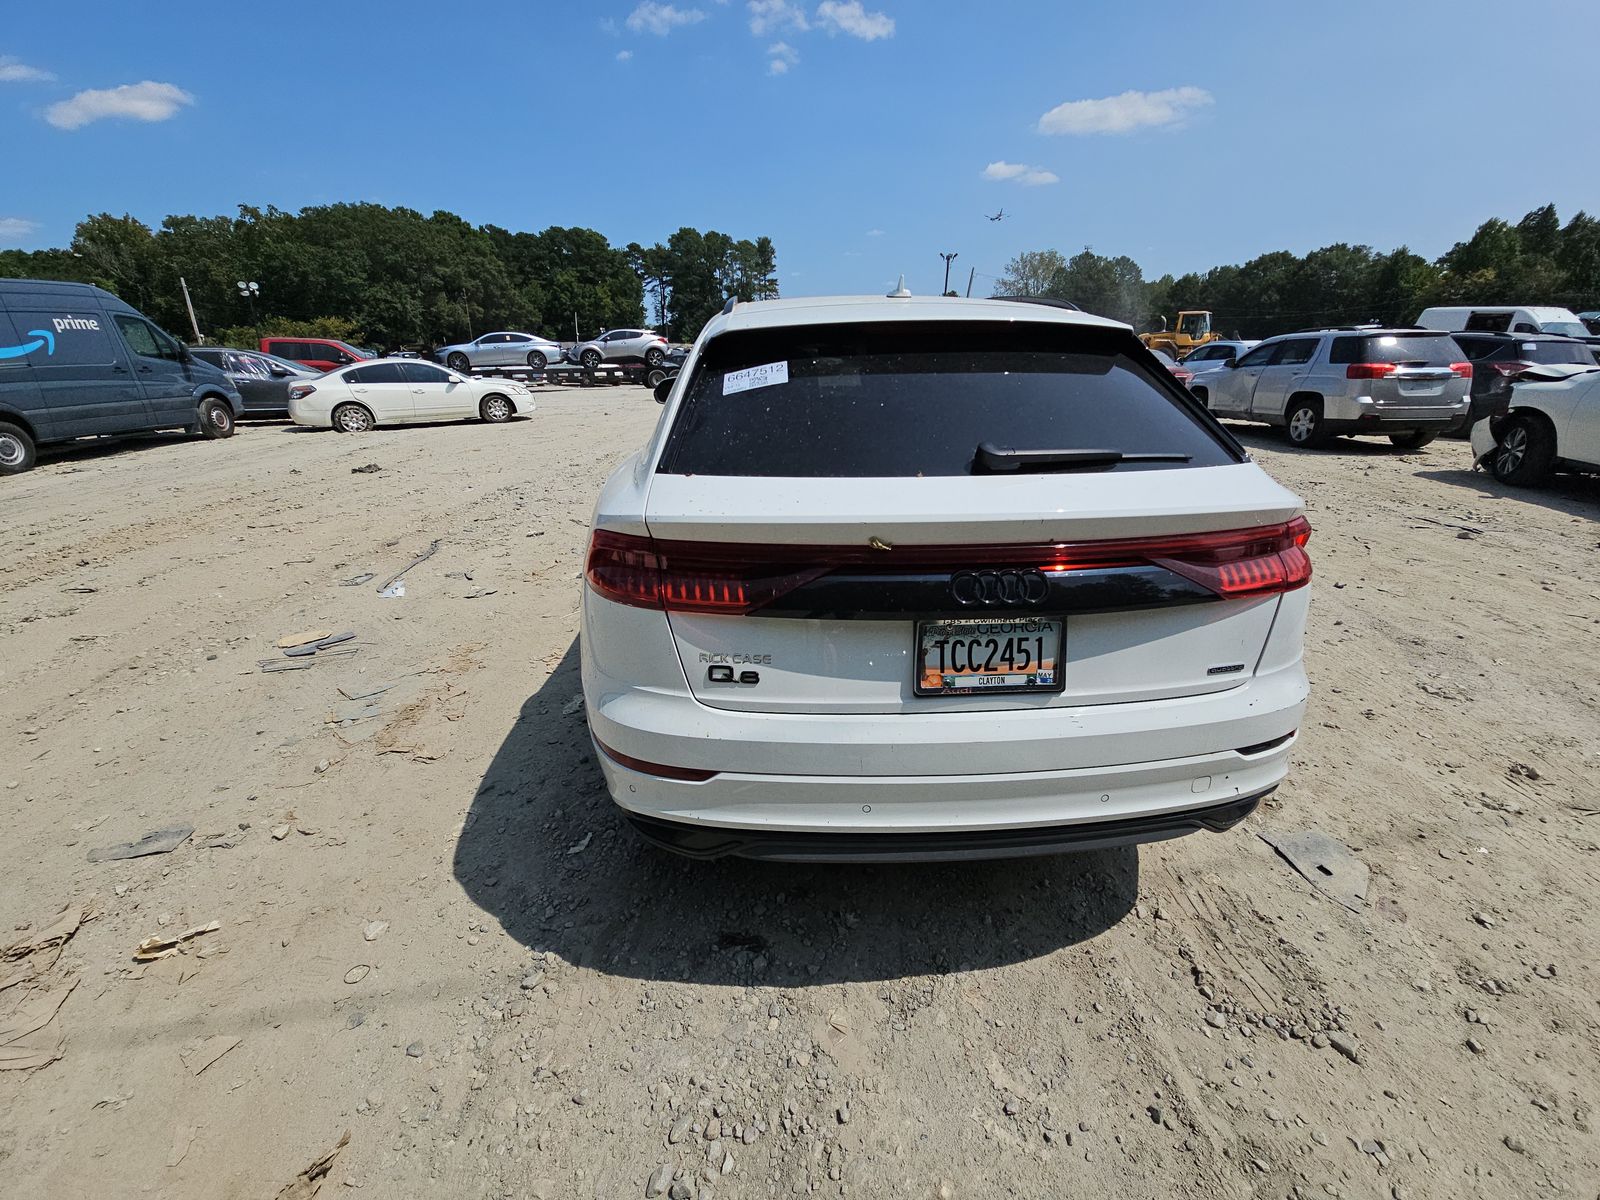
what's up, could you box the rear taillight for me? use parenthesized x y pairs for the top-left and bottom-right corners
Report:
(1449, 361), (1473, 379)
(1345, 363), (1396, 379)
(288, 383), (316, 400)
(1146, 516), (1312, 599)
(585, 519), (1313, 613)
(585, 530), (826, 615)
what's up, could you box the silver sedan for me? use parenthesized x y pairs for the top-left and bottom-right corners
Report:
(435, 331), (566, 372)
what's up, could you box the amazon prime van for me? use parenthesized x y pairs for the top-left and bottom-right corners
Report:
(0, 278), (243, 474)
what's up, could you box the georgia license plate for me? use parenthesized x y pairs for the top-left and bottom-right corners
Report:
(914, 618), (1065, 696)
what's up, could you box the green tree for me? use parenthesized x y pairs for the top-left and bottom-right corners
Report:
(993, 249), (1068, 297)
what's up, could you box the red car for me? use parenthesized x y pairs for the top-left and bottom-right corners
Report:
(1149, 346), (1194, 387)
(259, 337), (371, 373)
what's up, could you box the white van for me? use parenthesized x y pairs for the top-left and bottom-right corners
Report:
(1417, 306), (1591, 339)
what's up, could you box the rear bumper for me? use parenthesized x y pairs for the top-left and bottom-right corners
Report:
(622, 789), (1268, 861)
(595, 728), (1296, 854)
(1324, 416), (1457, 435)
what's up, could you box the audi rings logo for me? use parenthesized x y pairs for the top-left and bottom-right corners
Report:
(950, 569), (1049, 607)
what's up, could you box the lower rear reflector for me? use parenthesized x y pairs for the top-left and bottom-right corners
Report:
(594, 736), (719, 782)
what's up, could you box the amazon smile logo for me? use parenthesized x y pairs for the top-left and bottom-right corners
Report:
(0, 328), (55, 361)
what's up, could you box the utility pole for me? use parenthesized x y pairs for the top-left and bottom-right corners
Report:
(965, 267), (976, 298)
(939, 252), (958, 296)
(180, 277), (203, 344)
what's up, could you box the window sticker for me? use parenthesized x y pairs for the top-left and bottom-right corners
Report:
(722, 361), (789, 396)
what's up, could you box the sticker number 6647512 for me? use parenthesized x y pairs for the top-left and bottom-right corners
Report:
(722, 361), (789, 396)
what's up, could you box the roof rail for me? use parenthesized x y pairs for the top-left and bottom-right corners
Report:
(1290, 323), (1434, 334)
(991, 295), (1083, 312)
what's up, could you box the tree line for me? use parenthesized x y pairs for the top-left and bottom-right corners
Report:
(994, 204), (1600, 338)
(0, 204), (780, 349)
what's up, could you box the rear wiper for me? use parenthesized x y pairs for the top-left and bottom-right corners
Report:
(974, 442), (1192, 473)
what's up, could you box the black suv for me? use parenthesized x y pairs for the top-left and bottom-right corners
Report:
(1449, 332), (1598, 432)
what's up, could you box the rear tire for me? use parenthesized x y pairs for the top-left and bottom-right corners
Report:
(480, 393), (513, 423)
(1388, 431), (1436, 450)
(1284, 397), (1328, 448)
(199, 398), (236, 440)
(447, 352), (470, 373)
(0, 420), (37, 474)
(1489, 414), (1556, 487)
(527, 351), (547, 369)
(645, 347), (665, 368)
(332, 403), (375, 434)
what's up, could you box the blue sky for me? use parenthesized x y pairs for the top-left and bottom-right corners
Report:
(3, 0), (1597, 297)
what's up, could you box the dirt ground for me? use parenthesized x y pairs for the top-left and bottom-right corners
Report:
(1, 389), (1597, 1200)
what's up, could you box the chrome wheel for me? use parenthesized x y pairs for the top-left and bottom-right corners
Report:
(581, 350), (601, 369)
(334, 404), (374, 433)
(527, 351), (547, 369)
(1497, 424), (1527, 474)
(482, 395), (512, 423)
(0, 432), (25, 467)
(447, 352), (470, 373)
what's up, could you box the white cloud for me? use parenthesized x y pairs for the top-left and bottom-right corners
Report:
(748, 0), (808, 35)
(767, 40), (799, 73)
(44, 81), (194, 130)
(816, 0), (894, 40)
(865, 228), (884, 237)
(616, 49), (634, 61)
(0, 216), (40, 242)
(625, 2), (707, 35)
(0, 56), (54, 83)
(981, 160), (1058, 186)
(600, 16), (619, 33)
(1037, 86), (1212, 136)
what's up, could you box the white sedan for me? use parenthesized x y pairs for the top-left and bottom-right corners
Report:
(287, 359), (535, 432)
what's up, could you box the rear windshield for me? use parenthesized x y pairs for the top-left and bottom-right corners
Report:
(1537, 321), (1590, 339)
(1525, 340), (1597, 365)
(1329, 333), (1461, 365)
(658, 322), (1236, 478)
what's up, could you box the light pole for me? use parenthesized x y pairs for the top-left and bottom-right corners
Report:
(939, 252), (958, 296)
(236, 280), (260, 325)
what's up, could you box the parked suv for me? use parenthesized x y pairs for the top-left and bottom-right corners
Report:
(1193, 327), (1470, 448)
(582, 295), (1311, 860)
(566, 328), (669, 369)
(1470, 362), (1600, 487)
(0, 278), (243, 474)
(1448, 332), (1597, 433)
(259, 337), (371, 373)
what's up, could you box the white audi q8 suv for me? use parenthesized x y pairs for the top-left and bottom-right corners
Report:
(580, 294), (1311, 860)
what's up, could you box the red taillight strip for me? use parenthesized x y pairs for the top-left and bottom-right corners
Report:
(585, 518), (1312, 612)
(593, 735), (719, 782)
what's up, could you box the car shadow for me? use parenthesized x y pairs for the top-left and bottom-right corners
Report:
(453, 640), (1140, 987)
(35, 430), (202, 469)
(1414, 467), (1600, 518)
(1225, 425), (1433, 458)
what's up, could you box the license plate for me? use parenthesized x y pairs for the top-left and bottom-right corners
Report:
(914, 618), (1064, 696)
